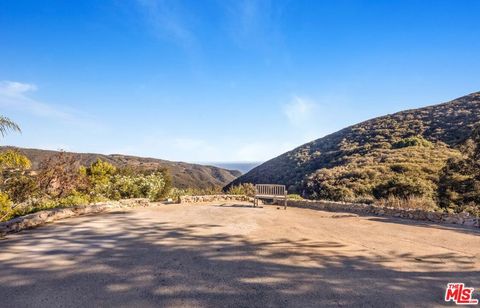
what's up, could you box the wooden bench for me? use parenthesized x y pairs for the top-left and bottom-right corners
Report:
(254, 184), (288, 209)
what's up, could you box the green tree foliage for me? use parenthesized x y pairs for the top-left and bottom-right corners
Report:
(81, 159), (117, 198)
(81, 160), (172, 201)
(108, 173), (168, 201)
(0, 116), (33, 219)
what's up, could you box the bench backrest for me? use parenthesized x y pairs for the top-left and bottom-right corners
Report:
(255, 184), (287, 197)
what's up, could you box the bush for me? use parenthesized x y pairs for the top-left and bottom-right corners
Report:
(287, 194), (304, 200)
(0, 150), (31, 170)
(56, 191), (91, 207)
(107, 172), (168, 201)
(0, 191), (13, 221)
(227, 183), (255, 197)
(373, 175), (433, 200)
(3, 174), (39, 203)
(437, 126), (480, 213)
(37, 152), (87, 198)
(392, 136), (432, 149)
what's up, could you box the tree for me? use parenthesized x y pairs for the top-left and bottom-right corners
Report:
(37, 152), (87, 198)
(0, 116), (21, 137)
(81, 159), (117, 197)
(0, 115), (29, 221)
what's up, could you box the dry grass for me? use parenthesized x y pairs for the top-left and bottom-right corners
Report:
(376, 195), (437, 211)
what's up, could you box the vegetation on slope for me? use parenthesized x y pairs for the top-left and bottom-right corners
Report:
(0, 150), (173, 221)
(0, 147), (241, 189)
(0, 116), (243, 221)
(228, 92), (480, 213)
(438, 125), (480, 214)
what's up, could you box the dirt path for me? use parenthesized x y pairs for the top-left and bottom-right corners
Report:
(0, 203), (479, 307)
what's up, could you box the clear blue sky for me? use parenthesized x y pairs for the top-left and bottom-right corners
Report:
(1, 0), (479, 163)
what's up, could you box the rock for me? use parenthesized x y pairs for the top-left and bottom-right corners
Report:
(463, 219), (478, 227)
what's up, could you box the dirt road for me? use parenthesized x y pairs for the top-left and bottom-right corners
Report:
(0, 203), (479, 307)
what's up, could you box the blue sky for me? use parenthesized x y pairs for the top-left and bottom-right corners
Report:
(1, 0), (479, 163)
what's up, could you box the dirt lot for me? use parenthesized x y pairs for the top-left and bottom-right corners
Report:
(0, 203), (479, 307)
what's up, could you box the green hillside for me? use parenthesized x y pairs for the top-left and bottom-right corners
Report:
(227, 92), (480, 211)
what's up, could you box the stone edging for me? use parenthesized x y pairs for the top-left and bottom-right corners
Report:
(0, 198), (151, 236)
(179, 195), (479, 227)
(285, 199), (480, 228)
(2, 196), (478, 236)
(179, 194), (254, 204)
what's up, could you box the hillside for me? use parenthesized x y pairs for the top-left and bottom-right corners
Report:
(227, 92), (480, 206)
(1, 147), (241, 189)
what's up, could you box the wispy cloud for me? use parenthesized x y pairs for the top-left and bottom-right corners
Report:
(0, 80), (102, 130)
(220, 0), (286, 54)
(0, 81), (38, 97)
(222, 0), (271, 39)
(283, 95), (317, 126)
(135, 0), (196, 51)
(0, 81), (72, 119)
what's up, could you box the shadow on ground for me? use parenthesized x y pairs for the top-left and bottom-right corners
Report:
(0, 210), (478, 307)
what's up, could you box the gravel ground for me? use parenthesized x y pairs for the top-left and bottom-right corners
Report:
(0, 203), (479, 307)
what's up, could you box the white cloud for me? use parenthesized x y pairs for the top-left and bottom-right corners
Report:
(282, 95), (317, 126)
(0, 80), (72, 119)
(0, 80), (102, 131)
(0, 81), (37, 97)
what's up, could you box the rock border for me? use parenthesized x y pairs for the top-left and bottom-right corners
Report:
(2, 195), (478, 236)
(285, 199), (480, 228)
(0, 198), (151, 237)
(179, 194), (253, 204)
(177, 195), (479, 228)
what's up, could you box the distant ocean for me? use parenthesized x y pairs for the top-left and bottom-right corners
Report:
(206, 162), (261, 174)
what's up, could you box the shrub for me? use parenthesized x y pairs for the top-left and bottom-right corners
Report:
(287, 194), (304, 200)
(85, 159), (117, 186)
(37, 152), (87, 198)
(392, 136), (432, 149)
(3, 174), (40, 203)
(81, 159), (117, 198)
(0, 191), (13, 221)
(227, 183), (255, 197)
(0, 150), (31, 170)
(373, 175), (433, 199)
(56, 191), (91, 207)
(107, 172), (168, 201)
(437, 125), (480, 213)
(167, 187), (188, 203)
